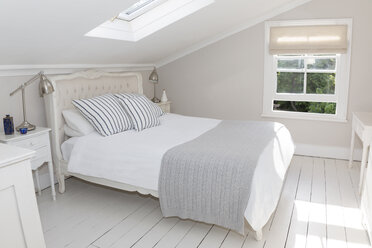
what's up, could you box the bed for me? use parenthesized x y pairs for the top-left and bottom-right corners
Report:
(44, 70), (295, 240)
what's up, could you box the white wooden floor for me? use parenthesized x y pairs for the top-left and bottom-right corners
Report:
(37, 156), (371, 248)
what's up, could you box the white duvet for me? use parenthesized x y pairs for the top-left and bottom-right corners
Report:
(62, 113), (294, 231)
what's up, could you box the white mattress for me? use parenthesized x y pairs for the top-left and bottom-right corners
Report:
(62, 113), (294, 231)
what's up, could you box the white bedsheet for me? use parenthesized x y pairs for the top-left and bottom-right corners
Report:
(62, 113), (294, 231)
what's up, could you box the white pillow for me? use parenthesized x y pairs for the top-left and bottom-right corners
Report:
(64, 125), (83, 137)
(62, 109), (95, 136)
(72, 94), (133, 136)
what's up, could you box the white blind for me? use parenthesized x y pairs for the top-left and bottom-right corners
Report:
(269, 25), (348, 55)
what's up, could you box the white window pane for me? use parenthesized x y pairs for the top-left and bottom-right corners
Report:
(306, 73), (336, 94)
(276, 72), (304, 93)
(273, 100), (336, 114)
(307, 58), (336, 70)
(277, 58), (304, 69)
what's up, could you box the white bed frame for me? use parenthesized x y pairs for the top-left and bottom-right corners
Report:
(44, 70), (262, 240)
(44, 70), (158, 197)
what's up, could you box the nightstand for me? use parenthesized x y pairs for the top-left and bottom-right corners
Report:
(349, 112), (372, 195)
(157, 101), (171, 113)
(0, 127), (56, 200)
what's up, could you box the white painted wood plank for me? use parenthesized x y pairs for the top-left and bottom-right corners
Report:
(131, 217), (179, 248)
(176, 222), (212, 248)
(296, 156), (313, 202)
(264, 155), (303, 248)
(244, 156), (302, 248)
(93, 199), (159, 248)
(153, 220), (194, 248)
(324, 158), (347, 248)
(220, 230), (246, 248)
(285, 156), (312, 248)
(65, 196), (147, 248)
(350, 161), (362, 200)
(45, 188), (138, 247)
(110, 207), (164, 248)
(37, 178), (82, 205)
(240, 227), (266, 248)
(198, 225), (229, 248)
(336, 159), (371, 248)
(306, 157), (327, 248)
(39, 180), (96, 231)
(44, 186), (124, 247)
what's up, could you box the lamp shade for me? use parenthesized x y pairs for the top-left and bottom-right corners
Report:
(149, 67), (158, 83)
(39, 74), (55, 96)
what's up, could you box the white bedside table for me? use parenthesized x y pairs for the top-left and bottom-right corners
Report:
(349, 112), (372, 194)
(0, 127), (56, 200)
(157, 101), (171, 113)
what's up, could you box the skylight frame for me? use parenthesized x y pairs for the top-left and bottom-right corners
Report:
(118, 0), (168, 21)
(86, 0), (215, 42)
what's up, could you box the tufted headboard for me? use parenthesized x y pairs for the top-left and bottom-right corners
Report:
(44, 70), (143, 167)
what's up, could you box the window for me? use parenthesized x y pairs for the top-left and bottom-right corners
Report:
(275, 54), (337, 114)
(263, 19), (352, 122)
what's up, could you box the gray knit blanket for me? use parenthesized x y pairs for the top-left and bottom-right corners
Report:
(158, 120), (280, 234)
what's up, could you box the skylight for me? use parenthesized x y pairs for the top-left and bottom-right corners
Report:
(86, 0), (215, 42)
(118, 0), (167, 21)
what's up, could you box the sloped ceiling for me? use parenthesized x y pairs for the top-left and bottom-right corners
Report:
(0, 0), (310, 66)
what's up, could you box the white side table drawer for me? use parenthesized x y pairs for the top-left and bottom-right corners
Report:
(30, 147), (50, 170)
(10, 133), (49, 150)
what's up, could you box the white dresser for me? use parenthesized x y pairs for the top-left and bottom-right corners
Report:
(0, 144), (46, 248)
(0, 127), (56, 200)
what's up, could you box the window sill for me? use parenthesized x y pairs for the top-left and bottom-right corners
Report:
(261, 111), (347, 123)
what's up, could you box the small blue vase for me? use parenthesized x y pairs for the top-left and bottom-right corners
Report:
(3, 115), (14, 135)
(19, 127), (28, 134)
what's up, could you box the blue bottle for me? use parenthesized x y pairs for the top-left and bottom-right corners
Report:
(3, 115), (14, 135)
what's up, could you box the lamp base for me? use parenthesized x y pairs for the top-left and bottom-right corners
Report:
(152, 97), (160, 103)
(16, 121), (35, 131)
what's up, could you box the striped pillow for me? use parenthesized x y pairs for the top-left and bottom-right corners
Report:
(115, 93), (142, 99)
(72, 94), (133, 136)
(115, 95), (161, 131)
(115, 93), (164, 117)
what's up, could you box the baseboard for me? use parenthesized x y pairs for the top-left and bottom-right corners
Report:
(33, 143), (361, 191)
(295, 143), (362, 161)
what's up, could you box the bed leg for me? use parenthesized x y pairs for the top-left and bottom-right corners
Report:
(58, 174), (65, 194)
(254, 229), (263, 241)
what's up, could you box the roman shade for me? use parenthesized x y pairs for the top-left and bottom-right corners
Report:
(269, 25), (348, 55)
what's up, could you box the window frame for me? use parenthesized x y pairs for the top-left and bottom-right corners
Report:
(262, 19), (353, 122)
(118, 0), (167, 21)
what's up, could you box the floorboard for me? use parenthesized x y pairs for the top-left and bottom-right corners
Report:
(37, 156), (371, 248)
(336, 159), (370, 248)
(324, 158), (348, 248)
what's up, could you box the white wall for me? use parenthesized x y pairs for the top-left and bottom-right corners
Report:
(0, 69), (154, 189)
(158, 0), (372, 159)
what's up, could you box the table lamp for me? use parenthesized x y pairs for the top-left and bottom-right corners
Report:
(149, 67), (160, 103)
(10, 71), (55, 131)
